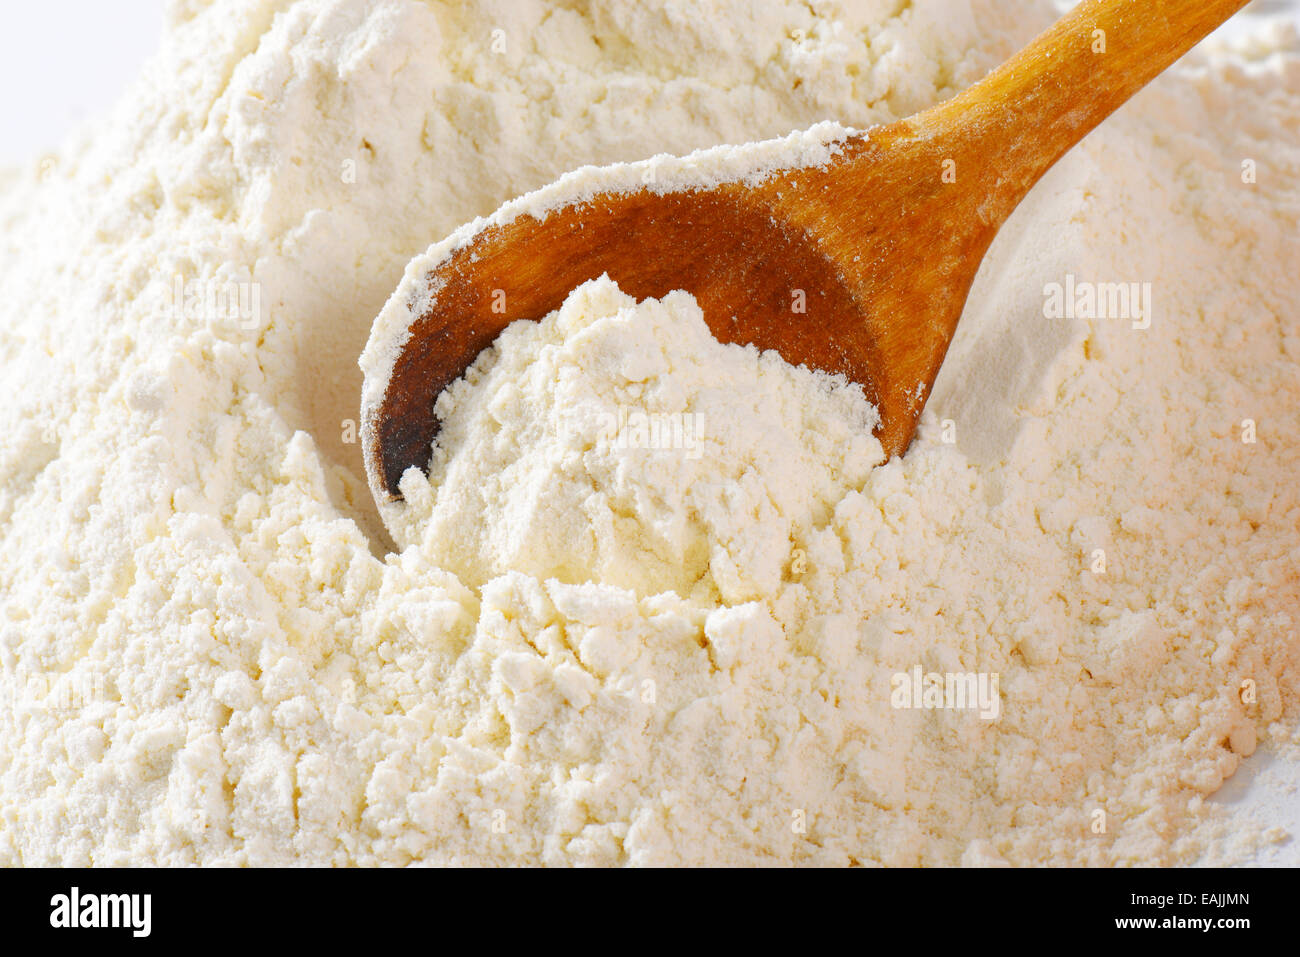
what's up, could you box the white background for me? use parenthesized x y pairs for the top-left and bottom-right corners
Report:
(1, 0), (1296, 863)
(0, 0), (167, 165)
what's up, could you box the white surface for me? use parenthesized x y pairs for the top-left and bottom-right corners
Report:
(1210, 743), (1300, 865)
(0, 0), (166, 165)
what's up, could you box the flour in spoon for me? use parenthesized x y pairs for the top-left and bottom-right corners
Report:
(388, 276), (884, 602)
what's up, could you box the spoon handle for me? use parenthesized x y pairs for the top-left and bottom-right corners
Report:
(925, 0), (1250, 224)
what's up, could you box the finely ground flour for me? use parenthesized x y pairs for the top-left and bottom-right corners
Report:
(0, 0), (1297, 865)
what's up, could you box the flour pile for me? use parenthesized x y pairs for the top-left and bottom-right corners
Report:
(1, 0), (1297, 866)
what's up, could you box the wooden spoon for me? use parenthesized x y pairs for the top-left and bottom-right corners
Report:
(363, 0), (1247, 503)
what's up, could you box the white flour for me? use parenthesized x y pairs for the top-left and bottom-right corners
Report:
(0, 0), (1297, 866)
(388, 277), (885, 602)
